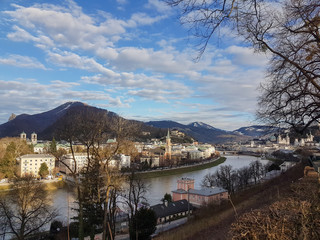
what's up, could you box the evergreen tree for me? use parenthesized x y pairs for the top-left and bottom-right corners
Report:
(161, 193), (172, 204)
(38, 162), (49, 178)
(50, 137), (57, 153)
(129, 207), (157, 240)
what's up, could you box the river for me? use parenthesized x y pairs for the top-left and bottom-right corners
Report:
(143, 155), (269, 205)
(49, 155), (269, 225)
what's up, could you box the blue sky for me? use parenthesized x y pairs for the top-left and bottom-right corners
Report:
(0, 0), (269, 130)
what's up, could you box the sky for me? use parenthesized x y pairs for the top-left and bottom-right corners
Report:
(0, 0), (270, 131)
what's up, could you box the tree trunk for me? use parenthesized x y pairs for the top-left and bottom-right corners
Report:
(77, 185), (84, 240)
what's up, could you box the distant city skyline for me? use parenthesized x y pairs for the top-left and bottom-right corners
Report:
(0, 0), (270, 131)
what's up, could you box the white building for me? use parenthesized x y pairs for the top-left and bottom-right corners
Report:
(33, 143), (48, 154)
(140, 156), (160, 167)
(31, 132), (37, 145)
(277, 134), (290, 145)
(59, 153), (89, 174)
(198, 144), (216, 158)
(109, 154), (131, 170)
(20, 132), (27, 141)
(17, 154), (55, 177)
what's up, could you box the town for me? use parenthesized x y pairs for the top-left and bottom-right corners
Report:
(1, 123), (320, 240)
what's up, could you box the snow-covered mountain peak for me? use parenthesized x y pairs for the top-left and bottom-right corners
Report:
(188, 121), (217, 130)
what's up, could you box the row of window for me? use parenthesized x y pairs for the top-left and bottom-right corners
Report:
(24, 163), (53, 166)
(23, 159), (53, 162)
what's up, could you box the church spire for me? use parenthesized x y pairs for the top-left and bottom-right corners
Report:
(166, 129), (170, 139)
(165, 129), (171, 160)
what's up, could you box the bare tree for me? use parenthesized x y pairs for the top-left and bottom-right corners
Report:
(202, 165), (237, 193)
(53, 106), (138, 240)
(0, 176), (57, 240)
(122, 171), (148, 240)
(235, 166), (252, 190)
(167, 0), (320, 132)
(249, 160), (264, 184)
(217, 165), (237, 193)
(201, 172), (217, 188)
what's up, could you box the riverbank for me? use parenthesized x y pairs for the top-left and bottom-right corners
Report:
(0, 179), (66, 191)
(135, 157), (226, 179)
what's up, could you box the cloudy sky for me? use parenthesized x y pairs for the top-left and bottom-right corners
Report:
(0, 0), (269, 131)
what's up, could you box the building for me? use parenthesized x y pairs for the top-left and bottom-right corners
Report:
(59, 153), (89, 174)
(277, 133), (290, 145)
(31, 132), (37, 145)
(164, 129), (172, 160)
(20, 131), (27, 141)
(172, 178), (229, 207)
(109, 154), (131, 170)
(19, 131), (38, 145)
(198, 144), (216, 158)
(140, 156), (160, 167)
(17, 154), (55, 177)
(150, 199), (193, 224)
(33, 143), (48, 153)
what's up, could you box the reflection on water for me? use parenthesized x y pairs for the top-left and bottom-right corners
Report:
(48, 186), (77, 225)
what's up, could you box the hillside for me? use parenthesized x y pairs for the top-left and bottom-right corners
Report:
(233, 125), (280, 138)
(155, 163), (306, 240)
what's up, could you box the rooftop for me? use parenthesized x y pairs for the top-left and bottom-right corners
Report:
(19, 154), (55, 158)
(150, 199), (192, 218)
(172, 186), (227, 196)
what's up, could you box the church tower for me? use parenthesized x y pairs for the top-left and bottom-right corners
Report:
(31, 132), (37, 145)
(20, 131), (26, 141)
(165, 129), (172, 160)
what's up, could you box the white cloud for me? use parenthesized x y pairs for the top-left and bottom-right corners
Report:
(116, 0), (128, 5)
(47, 51), (120, 78)
(225, 46), (269, 67)
(82, 72), (193, 102)
(145, 0), (172, 14)
(4, 1), (167, 54)
(0, 54), (47, 69)
(0, 79), (130, 123)
(128, 103), (254, 131)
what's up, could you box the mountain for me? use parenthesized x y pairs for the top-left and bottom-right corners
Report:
(0, 102), (169, 141)
(146, 121), (249, 143)
(233, 125), (280, 138)
(0, 102), (278, 143)
(0, 102), (86, 138)
(188, 121), (220, 130)
(146, 121), (187, 129)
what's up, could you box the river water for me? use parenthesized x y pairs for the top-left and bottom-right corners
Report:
(143, 155), (269, 205)
(49, 155), (269, 225)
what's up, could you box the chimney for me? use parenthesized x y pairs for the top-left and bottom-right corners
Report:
(164, 200), (168, 207)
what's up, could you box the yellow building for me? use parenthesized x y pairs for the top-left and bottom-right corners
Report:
(17, 154), (55, 177)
